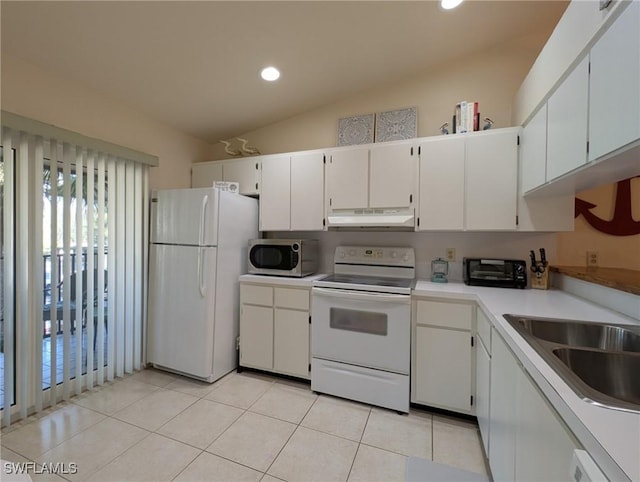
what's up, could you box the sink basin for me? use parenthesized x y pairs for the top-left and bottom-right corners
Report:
(511, 317), (640, 352)
(503, 314), (640, 413)
(553, 348), (640, 411)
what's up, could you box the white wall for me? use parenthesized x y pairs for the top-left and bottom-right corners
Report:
(270, 230), (556, 284)
(1, 54), (212, 190)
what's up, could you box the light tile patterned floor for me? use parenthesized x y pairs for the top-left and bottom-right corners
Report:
(1, 368), (490, 482)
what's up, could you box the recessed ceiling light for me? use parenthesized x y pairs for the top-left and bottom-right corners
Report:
(261, 66), (280, 82)
(441, 0), (464, 10)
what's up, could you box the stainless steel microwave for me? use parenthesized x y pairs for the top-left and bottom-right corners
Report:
(248, 239), (319, 277)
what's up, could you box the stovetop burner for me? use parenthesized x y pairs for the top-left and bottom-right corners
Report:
(313, 246), (416, 295)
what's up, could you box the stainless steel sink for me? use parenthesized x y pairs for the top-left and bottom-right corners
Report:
(553, 348), (640, 411)
(513, 317), (640, 352)
(503, 314), (640, 413)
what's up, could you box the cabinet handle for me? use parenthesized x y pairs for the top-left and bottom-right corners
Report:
(409, 194), (413, 204)
(255, 182), (258, 190)
(255, 162), (259, 170)
(410, 147), (414, 156)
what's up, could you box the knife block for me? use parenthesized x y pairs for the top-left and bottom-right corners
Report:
(530, 262), (550, 290)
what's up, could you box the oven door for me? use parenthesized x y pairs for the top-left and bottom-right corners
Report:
(311, 287), (410, 374)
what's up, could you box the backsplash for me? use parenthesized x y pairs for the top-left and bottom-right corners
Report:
(266, 231), (557, 282)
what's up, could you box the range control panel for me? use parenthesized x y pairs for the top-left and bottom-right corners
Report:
(334, 246), (415, 267)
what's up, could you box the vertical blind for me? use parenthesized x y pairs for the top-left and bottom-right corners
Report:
(1, 116), (155, 426)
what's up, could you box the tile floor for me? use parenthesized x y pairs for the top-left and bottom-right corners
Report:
(1, 368), (489, 482)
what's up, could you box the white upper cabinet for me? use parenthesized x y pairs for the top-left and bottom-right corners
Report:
(466, 128), (519, 231)
(418, 136), (465, 230)
(327, 141), (417, 213)
(519, 106), (574, 231)
(191, 161), (223, 188)
(547, 55), (589, 181)
(369, 143), (416, 208)
(327, 147), (369, 209)
(259, 151), (325, 232)
(589, 0), (640, 162)
(290, 152), (325, 231)
(259, 155), (291, 231)
(223, 158), (261, 195)
(521, 105), (547, 193)
(190, 158), (260, 196)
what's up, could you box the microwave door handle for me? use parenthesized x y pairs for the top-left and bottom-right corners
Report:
(312, 287), (410, 304)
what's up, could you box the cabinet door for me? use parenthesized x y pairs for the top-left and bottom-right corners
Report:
(489, 330), (519, 482)
(465, 129), (519, 230)
(191, 162), (223, 188)
(476, 338), (491, 456)
(418, 136), (465, 230)
(415, 325), (472, 413)
(547, 56), (589, 181)
(589, 0), (640, 162)
(521, 105), (547, 193)
(518, 108), (574, 231)
(274, 308), (310, 379)
(260, 155), (291, 231)
(239, 304), (273, 370)
(515, 368), (578, 482)
(291, 152), (325, 230)
(223, 158), (260, 195)
(327, 148), (369, 209)
(369, 142), (416, 208)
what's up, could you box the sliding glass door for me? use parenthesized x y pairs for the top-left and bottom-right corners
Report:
(0, 145), (16, 413)
(1, 115), (150, 427)
(41, 161), (109, 393)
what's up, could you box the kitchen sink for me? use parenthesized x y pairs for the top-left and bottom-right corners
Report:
(553, 348), (640, 410)
(503, 314), (640, 413)
(512, 317), (640, 352)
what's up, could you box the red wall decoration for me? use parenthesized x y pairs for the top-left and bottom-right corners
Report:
(575, 176), (640, 236)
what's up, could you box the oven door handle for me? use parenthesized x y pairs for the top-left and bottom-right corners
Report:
(312, 287), (411, 304)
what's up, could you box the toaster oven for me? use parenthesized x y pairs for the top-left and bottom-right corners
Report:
(463, 258), (527, 289)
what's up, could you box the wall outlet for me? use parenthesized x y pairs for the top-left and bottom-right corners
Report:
(586, 251), (599, 267)
(446, 248), (456, 262)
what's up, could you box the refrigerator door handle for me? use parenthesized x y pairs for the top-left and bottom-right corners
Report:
(199, 194), (209, 246)
(197, 247), (207, 297)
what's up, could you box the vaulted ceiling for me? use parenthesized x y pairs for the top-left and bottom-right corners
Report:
(1, 1), (569, 143)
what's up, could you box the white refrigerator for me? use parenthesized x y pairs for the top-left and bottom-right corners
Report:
(148, 187), (258, 382)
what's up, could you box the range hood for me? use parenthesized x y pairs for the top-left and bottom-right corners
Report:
(327, 208), (415, 229)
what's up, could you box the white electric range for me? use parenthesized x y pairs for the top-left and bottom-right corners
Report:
(311, 246), (415, 413)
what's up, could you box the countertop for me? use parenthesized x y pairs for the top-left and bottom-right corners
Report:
(239, 273), (328, 287)
(413, 281), (640, 481)
(551, 265), (640, 296)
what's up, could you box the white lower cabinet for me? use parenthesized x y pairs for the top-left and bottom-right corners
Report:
(488, 330), (520, 481)
(412, 299), (474, 414)
(515, 368), (579, 482)
(240, 282), (310, 379)
(475, 335), (491, 455)
(488, 327), (579, 481)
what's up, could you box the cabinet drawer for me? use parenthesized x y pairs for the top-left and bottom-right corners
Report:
(416, 300), (473, 330)
(477, 308), (492, 353)
(241, 284), (273, 306)
(274, 287), (309, 310)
